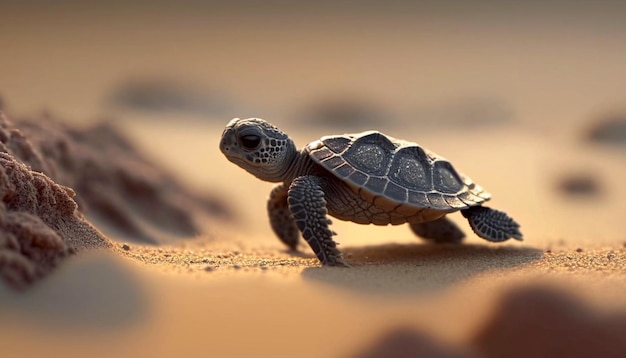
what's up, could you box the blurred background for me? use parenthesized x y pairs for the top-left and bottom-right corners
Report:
(1, 0), (625, 239)
(1, 0), (625, 130)
(1, 0), (625, 243)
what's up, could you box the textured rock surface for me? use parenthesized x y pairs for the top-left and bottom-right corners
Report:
(0, 152), (109, 289)
(0, 112), (232, 244)
(0, 110), (232, 288)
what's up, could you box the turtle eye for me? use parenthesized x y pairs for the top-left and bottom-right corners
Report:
(239, 134), (261, 150)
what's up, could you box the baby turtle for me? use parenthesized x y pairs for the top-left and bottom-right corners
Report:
(220, 118), (522, 266)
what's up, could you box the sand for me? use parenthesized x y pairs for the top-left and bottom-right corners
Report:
(1, 111), (625, 358)
(1, 2), (626, 357)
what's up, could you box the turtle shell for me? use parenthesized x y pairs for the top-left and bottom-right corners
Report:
(307, 131), (491, 211)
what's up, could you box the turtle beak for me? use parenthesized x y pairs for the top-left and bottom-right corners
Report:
(220, 118), (242, 152)
(219, 123), (236, 154)
(219, 133), (234, 154)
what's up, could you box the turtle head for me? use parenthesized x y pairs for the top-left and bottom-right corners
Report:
(220, 118), (297, 182)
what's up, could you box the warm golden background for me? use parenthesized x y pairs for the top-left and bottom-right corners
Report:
(1, 1), (625, 357)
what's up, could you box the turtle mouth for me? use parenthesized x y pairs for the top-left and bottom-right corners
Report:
(226, 154), (258, 169)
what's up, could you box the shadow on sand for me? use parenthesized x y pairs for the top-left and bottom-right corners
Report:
(302, 243), (543, 295)
(0, 252), (149, 330)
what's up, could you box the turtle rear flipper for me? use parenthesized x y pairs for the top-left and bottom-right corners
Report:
(461, 206), (523, 242)
(409, 217), (465, 244)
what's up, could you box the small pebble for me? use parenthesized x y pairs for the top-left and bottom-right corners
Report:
(585, 114), (626, 145)
(576, 248), (583, 253)
(204, 266), (215, 272)
(260, 265), (268, 270)
(556, 173), (602, 197)
(122, 244), (131, 251)
(233, 264), (242, 269)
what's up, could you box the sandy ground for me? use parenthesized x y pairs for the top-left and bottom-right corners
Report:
(1, 1), (626, 357)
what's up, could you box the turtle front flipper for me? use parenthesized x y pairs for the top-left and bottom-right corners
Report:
(461, 206), (523, 242)
(287, 175), (349, 267)
(409, 217), (465, 244)
(268, 184), (300, 250)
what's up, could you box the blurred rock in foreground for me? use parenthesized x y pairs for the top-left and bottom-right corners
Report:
(352, 326), (470, 358)
(473, 285), (626, 358)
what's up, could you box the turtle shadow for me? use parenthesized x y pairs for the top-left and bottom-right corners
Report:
(301, 243), (543, 295)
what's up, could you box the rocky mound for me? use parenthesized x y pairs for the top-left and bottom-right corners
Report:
(0, 111), (232, 288)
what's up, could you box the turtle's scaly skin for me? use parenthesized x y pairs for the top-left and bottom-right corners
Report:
(220, 118), (522, 266)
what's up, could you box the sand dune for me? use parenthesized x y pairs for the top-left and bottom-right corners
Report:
(1, 111), (625, 357)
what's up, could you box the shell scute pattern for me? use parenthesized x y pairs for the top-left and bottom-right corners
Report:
(334, 163), (355, 178)
(427, 192), (448, 208)
(458, 191), (478, 206)
(383, 182), (408, 202)
(323, 136), (352, 153)
(323, 156), (345, 170)
(408, 190), (429, 207)
(348, 171), (368, 186)
(389, 147), (432, 191)
(364, 176), (388, 193)
(343, 132), (396, 177)
(433, 161), (464, 193)
(444, 195), (467, 209)
(311, 146), (334, 161)
(308, 131), (489, 211)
